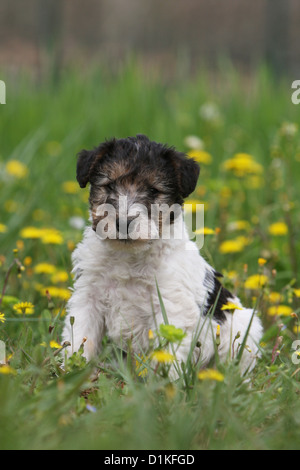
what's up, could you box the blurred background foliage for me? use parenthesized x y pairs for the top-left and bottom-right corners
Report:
(0, 0), (300, 451)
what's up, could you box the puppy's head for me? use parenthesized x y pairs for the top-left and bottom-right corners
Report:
(76, 134), (200, 243)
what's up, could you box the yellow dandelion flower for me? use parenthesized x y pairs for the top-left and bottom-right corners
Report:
(223, 153), (263, 177)
(40, 340), (62, 349)
(40, 229), (64, 245)
(183, 200), (205, 213)
(49, 340), (62, 349)
(135, 354), (149, 377)
(148, 329), (154, 340)
(268, 291), (283, 303)
(267, 305), (293, 317)
(187, 150), (212, 165)
(0, 313), (6, 323)
(136, 366), (148, 378)
(0, 365), (17, 375)
(268, 222), (288, 236)
(20, 226), (43, 239)
(219, 238), (245, 254)
(198, 369), (224, 382)
(228, 270), (238, 279)
(13, 301), (34, 315)
(294, 289), (300, 298)
(62, 181), (80, 194)
(221, 302), (243, 311)
(293, 325), (300, 335)
(258, 257), (267, 266)
(23, 256), (32, 267)
(151, 350), (175, 364)
(51, 271), (69, 284)
(194, 227), (215, 235)
(33, 263), (56, 275)
(0, 224), (7, 233)
(44, 287), (71, 300)
(5, 160), (28, 179)
(244, 274), (268, 290)
(20, 227), (64, 244)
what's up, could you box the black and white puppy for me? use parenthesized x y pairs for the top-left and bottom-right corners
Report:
(62, 135), (262, 376)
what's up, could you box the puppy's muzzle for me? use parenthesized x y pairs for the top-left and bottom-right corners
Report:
(116, 216), (138, 238)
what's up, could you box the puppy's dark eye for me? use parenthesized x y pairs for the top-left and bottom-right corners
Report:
(106, 182), (115, 191)
(149, 187), (159, 197)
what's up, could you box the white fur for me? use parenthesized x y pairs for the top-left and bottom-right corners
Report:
(62, 224), (263, 376)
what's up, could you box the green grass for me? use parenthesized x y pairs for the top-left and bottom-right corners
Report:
(0, 61), (300, 450)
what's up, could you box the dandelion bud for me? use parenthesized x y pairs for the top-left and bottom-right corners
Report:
(215, 325), (221, 347)
(148, 329), (154, 340)
(234, 331), (241, 340)
(70, 316), (75, 326)
(258, 258), (267, 266)
(79, 337), (87, 351)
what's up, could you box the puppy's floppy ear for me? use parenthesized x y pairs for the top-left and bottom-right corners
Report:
(178, 155), (200, 198)
(163, 148), (200, 198)
(76, 148), (98, 188)
(76, 139), (116, 188)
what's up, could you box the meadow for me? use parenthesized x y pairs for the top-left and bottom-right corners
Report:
(0, 61), (300, 450)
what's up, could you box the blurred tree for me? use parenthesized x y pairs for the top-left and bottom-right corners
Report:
(265, 0), (290, 75)
(38, 0), (64, 81)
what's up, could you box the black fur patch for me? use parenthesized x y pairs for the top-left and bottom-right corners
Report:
(76, 134), (200, 203)
(203, 270), (234, 324)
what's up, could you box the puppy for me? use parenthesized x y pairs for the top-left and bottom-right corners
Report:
(62, 134), (263, 376)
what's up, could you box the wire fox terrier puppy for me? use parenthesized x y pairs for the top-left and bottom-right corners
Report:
(62, 134), (263, 376)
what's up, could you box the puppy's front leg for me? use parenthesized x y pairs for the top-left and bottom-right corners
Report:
(62, 284), (105, 361)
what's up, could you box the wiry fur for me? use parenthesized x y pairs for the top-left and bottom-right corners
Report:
(62, 135), (263, 376)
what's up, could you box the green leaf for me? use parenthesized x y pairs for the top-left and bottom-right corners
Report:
(159, 324), (186, 343)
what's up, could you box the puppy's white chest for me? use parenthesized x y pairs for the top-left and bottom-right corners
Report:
(103, 276), (157, 348)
